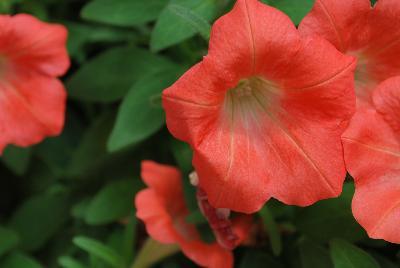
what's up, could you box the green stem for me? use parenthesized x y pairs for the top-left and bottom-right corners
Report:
(130, 238), (180, 268)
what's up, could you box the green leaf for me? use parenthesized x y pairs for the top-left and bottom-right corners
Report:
(1, 146), (31, 176)
(263, 0), (314, 25)
(65, 22), (137, 59)
(73, 236), (124, 268)
(107, 68), (182, 152)
(168, 4), (211, 40)
(239, 249), (285, 268)
(0, 226), (19, 257)
(186, 210), (207, 224)
(151, 0), (218, 52)
(84, 179), (135, 225)
(67, 46), (175, 102)
(259, 206), (282, 256)
(295, 183), (366, 243)
(330, 239), (380, 268)
(299, 238), (333, 268)
(81, 0), (166, 27)
(0, 252), (44, 268)
(58, 256), (87, 268)
(169, 138), (193, 174)
(9, 190), (70, 251)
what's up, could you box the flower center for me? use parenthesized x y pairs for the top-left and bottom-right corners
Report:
(224, 76), (279, 124)
(352, 53), (376, 103)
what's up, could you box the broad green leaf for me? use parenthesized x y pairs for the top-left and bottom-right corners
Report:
(107, 68), (182, 152)
(263, 0), (314, 25)
(151, 0), (218, 52)
(330, 239), (380, 268)
(0, 226), (19, 257)
(58, 256), (87, 268)
(9, 190), (70, 251)
(299, 238), (333, 268)
(84, 179), (135, 225)
(67, 46), (175, 102)
(73, 236), (124, 268)
(168, 4), (211, 40)
(295, 183), (366, 243)
(0, 252), (44, 268)
(1, 146), (31, 176)
(81, 0), (166, 27)
(259, 205), (282, 256)
(239, 250), (285, 268)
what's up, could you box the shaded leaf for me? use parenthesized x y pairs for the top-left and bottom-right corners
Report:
(299, 238), (333, 268)
(151, 0), (218, 52)
(330, 239), (380, 268)
(0, 252), (44, 268)
(259, 206), (282, 256)
(0, 226), (19, 257)
(295, 183), (366, 243)
(1, 146), (31, 176)
(58, 256), (87, 268)
(9, 190), (70, 251)
(67, 46), (175, 102)
(107, 68), (182, 152)
(84, 179), (135, 225)
(73, 236), (124, 268)
(81, 0), (166, 27)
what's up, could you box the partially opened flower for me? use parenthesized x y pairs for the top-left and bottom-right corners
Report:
(135, 161), (251, 268)
(162, 0), (356, 213)
(0, 14), (69, 153)
(342, 77), (400, 243)
(299, 0), (400, 104)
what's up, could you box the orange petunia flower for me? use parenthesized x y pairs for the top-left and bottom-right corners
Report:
(135, 161), (251, 268)
(300, 0), (400, 243)
(342, 77), (400, 243)
(299, 0), (400, 104)
(162, 0), (356, 213)
(0, 14), (69, 153)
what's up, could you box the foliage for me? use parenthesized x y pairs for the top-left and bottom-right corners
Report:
(0, 0), (399, 267)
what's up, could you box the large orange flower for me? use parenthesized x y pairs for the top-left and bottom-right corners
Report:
(162, 0), (356, 213)
(300, 0), (400, 243)
(299, 0), (400, 103)
(135, 161), (250, 268)
(0, 14), (69, 153)
(342, 77), (400, 243)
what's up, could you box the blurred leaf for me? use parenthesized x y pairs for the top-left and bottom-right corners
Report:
(372, 253), (398, 268)
(123, 212), (137, 262)
(299, 238), (333, 268)
(71, 198), (91, 219)
(169, 138), (193, 174)
(168, 4), (211, 40)
(107, 68), (182, 152)
(330, 239), (380, 268)
(67, 46), (175, 102)
(58, 256), (87, 268)
(1, 146), (31, 176)
(84, 179), (135, 225)
(151, 0), (218, 52)
(295, 183), (366, 243)
(239, 249), (285, 268)
(0, 252), (44, 268)
(73, 236), (125, 268)
(67, 113), (115, 178)
(81, 0), (166, 27)
(262, 0), (314, 25)
(259, 205), (282, 256)
(9, 190), (70, 251)
(65, 22), (137, 59)
(0, 226), (19, 257)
